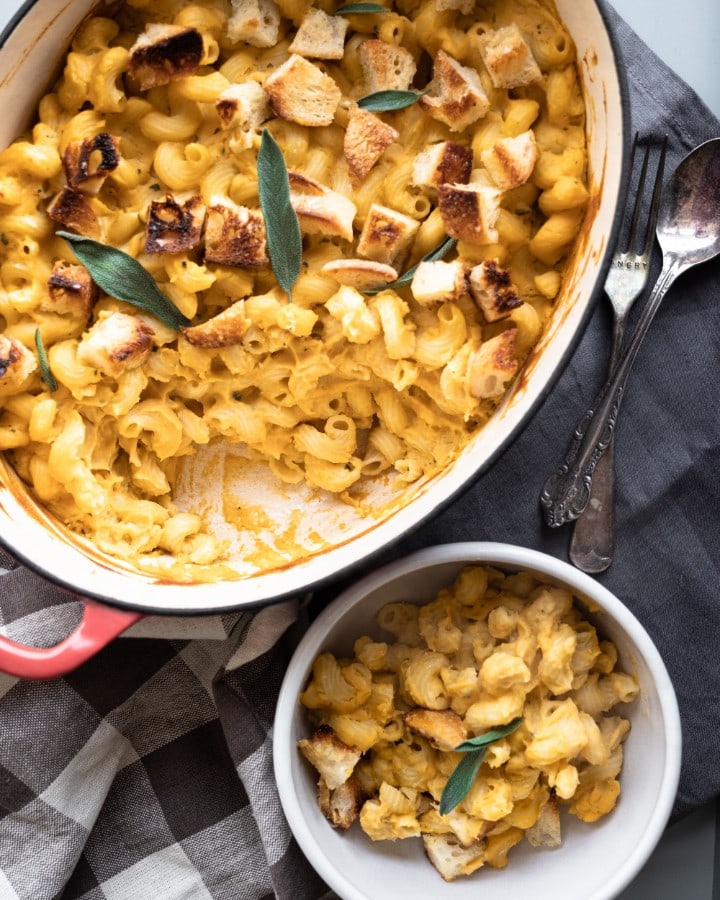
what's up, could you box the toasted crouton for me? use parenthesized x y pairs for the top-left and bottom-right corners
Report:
(411, 259), (467, 307)
(469, 260), (523, 322)
(264, 55), (341, 127)
(43, 262), (98, 318)
(344, 105), (398, 182)
(63, 133), (121, 195)
(0, 335), (37, 390)
(423, 834), (485, 881)
(289, 172), (357, 241)
(228, 0), (281, 48)
(47, 187), (101, 239)
(468, 328), (518, 399)
(357, 39), (417, 92)
(204, 202), (269, 267)
(477, 23), (543, 89)
(527, 793), (562, 848)
(298, 725), (362, 790)
(404, 708), (468, 751)
(419, 51), (490, 132)
(317, 774), (365, 830)
(289, 8), (348, 59)
(321, 258), (397, 290)
(481, 131), (538, 191)
(182, 299), (248, 348)
(145, 195), (206, 254)
(129, 24), (203, 90)
(215, 82), (270, 133)
(77, 312), (154, 377)
(356, 204), (419, 267)
(412, 141), (473, 194)
(438, 182), (501, 245)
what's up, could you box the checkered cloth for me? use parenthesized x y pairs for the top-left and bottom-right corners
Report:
(0, 555), (330, 900)
(1, 4), (720, 898)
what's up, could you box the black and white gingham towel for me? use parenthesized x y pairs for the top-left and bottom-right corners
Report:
(0, 558), (329, 900)
(2, 4), (720, 898)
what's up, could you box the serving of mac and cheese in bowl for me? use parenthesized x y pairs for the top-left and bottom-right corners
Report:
(0, 0), (626, 620)
(274, 543), (681, 900)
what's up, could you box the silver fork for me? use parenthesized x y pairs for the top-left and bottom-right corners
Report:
(560, 134), (667, 572)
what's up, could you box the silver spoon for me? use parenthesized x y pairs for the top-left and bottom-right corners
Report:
(540, 137), (720, 529)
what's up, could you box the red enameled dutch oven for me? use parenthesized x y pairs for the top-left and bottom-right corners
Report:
(0, 0), (629, 678)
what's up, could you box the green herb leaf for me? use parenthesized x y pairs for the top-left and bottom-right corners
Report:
(56, 232), (191, 330)
(357, 89), (423, 112)
(439, 718), (523, 815)
(335, 2), (388, 12)
(364, 236), (457, 295)
(439, 749), (486, 816)
(257, 129), (302, 301)
(34, 328), (57, 392)
(453, 717), (523, 752)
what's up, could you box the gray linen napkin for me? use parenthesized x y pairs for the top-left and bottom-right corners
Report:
(1, 3), (719, 899)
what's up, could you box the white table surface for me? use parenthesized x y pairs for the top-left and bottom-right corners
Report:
(612, 0), (720, 119)
(0, 1), (717, 898)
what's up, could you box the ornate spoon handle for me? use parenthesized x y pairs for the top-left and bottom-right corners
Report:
(540, 257), (683, 527)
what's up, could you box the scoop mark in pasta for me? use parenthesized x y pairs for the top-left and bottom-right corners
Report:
(56, 232), (191, 330)
(357, 90), (424, 113)
(364, 236), (457, 294)
(439, 717), (523, 815)
(334, 2), (389, 13)
(34, 328), (57, 392)
(257, 130), (302, 302)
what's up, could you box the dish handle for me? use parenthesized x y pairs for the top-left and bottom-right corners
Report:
(0, 600), (142, 679)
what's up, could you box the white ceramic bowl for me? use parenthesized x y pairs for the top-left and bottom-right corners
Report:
(0, 0), (628, 615)
(273, 543), (681, 900)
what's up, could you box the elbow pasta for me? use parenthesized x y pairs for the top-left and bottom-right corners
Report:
(0, 0), (589, 578)
(299, 566), (639, 880)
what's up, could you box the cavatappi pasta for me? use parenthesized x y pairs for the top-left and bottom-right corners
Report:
(0, 0), (589, 576)
(298, 566), (639, 881)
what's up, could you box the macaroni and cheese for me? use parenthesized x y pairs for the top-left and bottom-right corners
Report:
(0, 0), (589, 578)
(299, 565), (639, 881)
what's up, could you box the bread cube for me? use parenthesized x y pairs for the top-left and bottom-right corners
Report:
(129, 24), (203, 90)
(477, 23), (543, 89)
(77, 312), (154, 377)
(289, 8), (348, 59)
(264, 55), (341, 127)
(204, 201), (268, 267)
(358, 39), (417, 92)
(182, 300), (248, 348)
(412, 141), (473, 194)
(356, 204), (419, 267)
(228, 0), (281, 48)
(419, 51), (490, 131)
(481, 130), (539, 190)
(411, 259), (467, 306)
(344, 105), (398, 182)
(469, 260), (523, 321)
(438, 182), (501, 245)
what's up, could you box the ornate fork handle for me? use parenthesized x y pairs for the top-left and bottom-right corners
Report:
(540, 257), (682, 527)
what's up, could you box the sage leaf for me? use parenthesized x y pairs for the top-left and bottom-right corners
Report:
(56, 232), (191, 330)
(357, 90), (423, 113)
(257, 129), (302, 301)
(453, 717), (523, 752)
(364, 236), (457, 295)
(439, 749), (486, 816)
(34, 328), (57, 392)
(335, 2), (388, 12)
(439, 718), (523, 815)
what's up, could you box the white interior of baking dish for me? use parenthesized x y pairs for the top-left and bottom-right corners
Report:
(0, 0), (627, 612)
